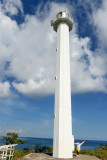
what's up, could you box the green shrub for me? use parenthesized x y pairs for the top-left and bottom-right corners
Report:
(13, 149), (34, 160)
(79, 144), (107, 160)
(1, 132), (26, 145)
(35, 145), (53, 153)
(12, 143), (107, 160)
(47, 146), (53, 153)
(80, 149), (88, 154)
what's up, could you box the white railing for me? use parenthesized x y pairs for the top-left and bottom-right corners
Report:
(0, 144), (17, 160)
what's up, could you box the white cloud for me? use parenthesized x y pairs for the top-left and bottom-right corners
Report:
(0, 0), (23, 16)
(92, 0), (107, 48)
(70, 34), (107, 93)
(0, 1), (107, 98)
(5, 129), (22, 133)
(0, 81), (11, 98)
(13, 79), (54, 97)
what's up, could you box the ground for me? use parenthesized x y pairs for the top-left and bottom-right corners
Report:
(23, 153), (101, 160)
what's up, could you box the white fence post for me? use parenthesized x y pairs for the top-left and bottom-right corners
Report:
(0, 144), (17, 160)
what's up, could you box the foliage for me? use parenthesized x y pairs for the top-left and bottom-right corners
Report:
(13, 144), (107, 160)
(75, 144), (107, 160)
(13, 145), (53, 160)
(12, 144), (107, 160)
(47, 146), (53, 153)
(13, 149), (34, 160)
(35, 145), (53, 153)
(1, 132), (26, 145)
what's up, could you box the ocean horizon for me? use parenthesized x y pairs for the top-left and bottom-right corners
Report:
(0, 136), (107, 150)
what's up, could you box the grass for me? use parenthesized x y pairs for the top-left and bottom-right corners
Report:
(12, 145), (107, 160)
(13, 149), (35, 160)
(78, 145), (107, 160)
(13, 145), (53, 160)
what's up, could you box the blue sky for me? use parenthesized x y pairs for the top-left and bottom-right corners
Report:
(0, 0), (107, 140)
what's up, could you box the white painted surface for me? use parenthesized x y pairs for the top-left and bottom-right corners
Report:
(0, 144), (17, 159)
(53, 20), (74, 158)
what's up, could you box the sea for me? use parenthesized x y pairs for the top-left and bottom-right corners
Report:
(0, 137), (107, 150)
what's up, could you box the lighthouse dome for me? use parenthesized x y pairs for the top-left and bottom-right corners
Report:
(57, 11), (69, 19)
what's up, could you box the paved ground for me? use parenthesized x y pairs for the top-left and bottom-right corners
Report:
(23, 153), (101, 160)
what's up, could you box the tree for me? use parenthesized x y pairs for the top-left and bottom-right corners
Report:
(1, 132), (26, 145)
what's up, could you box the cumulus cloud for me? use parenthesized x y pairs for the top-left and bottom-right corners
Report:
(92, 0), (107, 48)
(0, 1), (107, 98)
(0, 0), (23, 15)
(0, 81), (11, 98)
(70, 34), (107, 93)
(13, 79), (53, 97)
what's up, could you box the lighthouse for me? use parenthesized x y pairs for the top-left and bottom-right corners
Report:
(51, 10), (74, 158)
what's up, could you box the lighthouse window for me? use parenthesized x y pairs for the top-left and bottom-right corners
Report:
(62, 12), (66, 17)
(59, 14), (61, 17)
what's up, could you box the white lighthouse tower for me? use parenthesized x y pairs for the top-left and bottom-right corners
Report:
(51, 10), (74, 158)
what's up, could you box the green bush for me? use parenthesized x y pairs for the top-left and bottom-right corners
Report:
(13, 149), (34, 160)
(47, 146), (53, 153)
(80, 149), (89, 154)
(1, 132), (26, 145)
(79, 144), (107, 160)
(12, 143), (107, 160)
(35, 145), (53, 153)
